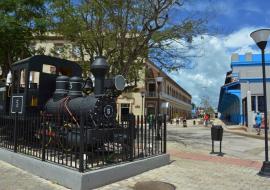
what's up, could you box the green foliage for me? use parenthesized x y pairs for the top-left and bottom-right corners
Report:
(200, 96), (214, 114)
(205, 106), (215, 115)
(0, 0), (49, 77)
(0, 0), (207, 83)
(191, 102), (196, 109)
(50, 0), (206, 83)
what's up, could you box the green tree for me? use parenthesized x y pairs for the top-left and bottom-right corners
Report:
(200, 95), (214, 115)
(192, 102), (196, 110)
(0, 0), (49, 77)
(50, 0), (206, 82)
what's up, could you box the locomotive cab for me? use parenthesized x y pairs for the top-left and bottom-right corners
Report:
(1, 55), (82, 115)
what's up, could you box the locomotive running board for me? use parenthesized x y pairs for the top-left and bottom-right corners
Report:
(0, 148), (170, 190)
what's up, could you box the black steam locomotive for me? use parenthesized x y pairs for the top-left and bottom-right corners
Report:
(0, 55), (129, 148)
(0, 55), (125, 118)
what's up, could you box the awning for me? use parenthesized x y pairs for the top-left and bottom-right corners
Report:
(218, 81), (241, 112)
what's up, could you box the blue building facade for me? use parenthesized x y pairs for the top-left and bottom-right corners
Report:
(218, 53), (270, 126)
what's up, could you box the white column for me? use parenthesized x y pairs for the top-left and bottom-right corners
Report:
(255, 95), (258, 112)
(247, 90), (253, 131)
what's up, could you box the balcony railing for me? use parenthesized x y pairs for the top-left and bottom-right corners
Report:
(146, 91), (156, 97)
(161, 92), (192, 108)
(146, 91), (191, 108)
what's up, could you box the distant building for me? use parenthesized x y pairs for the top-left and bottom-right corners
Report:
(218, 53), (270, 128)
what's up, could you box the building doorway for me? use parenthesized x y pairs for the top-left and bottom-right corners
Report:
(147, 103), (156, 116)
(121, 103), (130, 121)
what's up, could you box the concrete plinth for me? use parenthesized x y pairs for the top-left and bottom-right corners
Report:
(0, 148), (170, 190)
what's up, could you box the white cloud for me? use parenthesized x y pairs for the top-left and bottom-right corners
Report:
(168, 27), (266, 108)
(223, 27), (256, 48)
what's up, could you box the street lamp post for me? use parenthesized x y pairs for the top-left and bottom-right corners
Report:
(141, 90), (145, 116)
(250, 28), (270, 176)
(156, 77), (163, 140)
(156, 77), (163, 116)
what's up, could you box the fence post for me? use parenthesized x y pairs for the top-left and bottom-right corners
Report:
(41, 115), (45, 161)
(13, 112), (18, 153)
(129, 114), (135, 161)
(163, 114), (167, 153)
(79, 114), (85, 173)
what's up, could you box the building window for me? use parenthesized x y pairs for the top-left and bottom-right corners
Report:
(251, 96), (256, 111)
(20, 69), (26, 89)
(71, 45), (81, 58)
(258, 96), (264, 112)
(148, 83), (156, 96)
(52, 43), (64, 57)
(42, 64), (57, 74)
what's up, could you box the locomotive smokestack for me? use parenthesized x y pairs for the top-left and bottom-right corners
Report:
(90, 56), (109, 95)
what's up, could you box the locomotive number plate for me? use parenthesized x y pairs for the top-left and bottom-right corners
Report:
(104, 105), (113, 118)
(11, 96), (23, 114)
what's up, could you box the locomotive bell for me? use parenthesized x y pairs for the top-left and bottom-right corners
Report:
(90, 56), (109, 95)
(83, 77), (93, 91)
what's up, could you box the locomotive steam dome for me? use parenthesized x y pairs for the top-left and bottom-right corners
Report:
(68, 76), (83, 98)
(54, 75), (69, 99)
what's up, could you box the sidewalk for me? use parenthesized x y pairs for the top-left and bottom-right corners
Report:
(213, 119), (269, 140)
(1, 119), (270, 190)
(98, 146), (270, 190)
(169, 118), (270, 140)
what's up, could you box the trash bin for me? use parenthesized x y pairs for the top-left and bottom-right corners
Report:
(193, 120), (196, 125)
(211, 125), (223, 141)
(211, 125), (223, 155)
(183, 119), (187, 127)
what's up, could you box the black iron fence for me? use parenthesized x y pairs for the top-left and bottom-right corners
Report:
(0, 113), (167, 172)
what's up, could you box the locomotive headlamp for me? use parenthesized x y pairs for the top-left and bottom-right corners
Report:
(104, 75), (126, 91)
(114, 75), (125, 91)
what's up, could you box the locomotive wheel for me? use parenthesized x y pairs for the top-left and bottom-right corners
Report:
(35, 122), (53, 147)
(36, 122), (74, 153)
(58, 122), (74, 152)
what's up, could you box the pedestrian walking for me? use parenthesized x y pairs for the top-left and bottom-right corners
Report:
(204, 114), (209, 126)
(255, 112), (262, 135)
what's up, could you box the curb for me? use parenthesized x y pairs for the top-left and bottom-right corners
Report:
(223, 127), (267, 140)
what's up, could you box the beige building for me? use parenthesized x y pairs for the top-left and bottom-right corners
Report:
(117, 61), (192, 120)
(31, 36), (192, 119)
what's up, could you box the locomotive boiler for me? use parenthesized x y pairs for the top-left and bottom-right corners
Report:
(44, 56), (126, 128)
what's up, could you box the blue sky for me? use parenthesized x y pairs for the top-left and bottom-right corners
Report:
(71, 0), (269, 108)
(168, 0), (270, 108)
